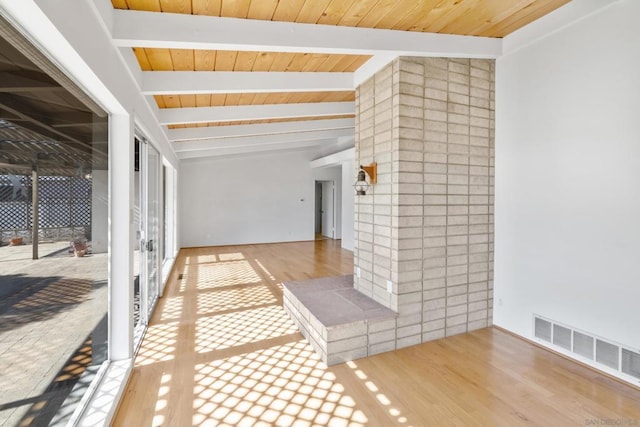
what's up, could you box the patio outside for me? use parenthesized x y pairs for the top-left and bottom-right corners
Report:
(0, 240), (107, 426)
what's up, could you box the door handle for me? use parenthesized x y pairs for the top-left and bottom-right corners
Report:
(146, 239), (154, 252)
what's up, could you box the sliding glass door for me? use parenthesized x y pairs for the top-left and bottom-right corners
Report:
(135, 137), (161, 332)
(0, 18), (108, 425)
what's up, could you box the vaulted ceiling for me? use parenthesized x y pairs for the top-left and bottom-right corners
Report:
(110, 0), (570, 159)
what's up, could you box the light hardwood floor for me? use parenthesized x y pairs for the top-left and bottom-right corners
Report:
(113, 240), (640, 426)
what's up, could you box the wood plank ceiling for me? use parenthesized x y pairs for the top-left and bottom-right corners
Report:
(111, 0), (570, 155)
(112, 0), (569, 37)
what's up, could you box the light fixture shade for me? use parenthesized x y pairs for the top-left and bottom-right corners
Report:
(353, 167), (370, 195)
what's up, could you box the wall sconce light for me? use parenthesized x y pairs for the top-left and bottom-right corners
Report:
(353, 163), (377, 195)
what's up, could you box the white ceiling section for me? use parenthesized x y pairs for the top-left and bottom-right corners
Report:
(100, 6), (504, 159)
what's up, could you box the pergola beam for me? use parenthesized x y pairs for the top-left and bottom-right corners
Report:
(50, 111), (94, 124)
(0, 159), (31, 172)
(0, 94), (89, 147)
(0, 72), (62, 93)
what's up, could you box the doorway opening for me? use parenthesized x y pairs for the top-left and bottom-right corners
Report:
(314, 180), (336, 240)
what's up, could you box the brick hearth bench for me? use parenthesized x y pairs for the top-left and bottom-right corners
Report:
(283, 275), (396, 366)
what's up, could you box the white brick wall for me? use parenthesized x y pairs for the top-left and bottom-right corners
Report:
(355, 57), (495, 351)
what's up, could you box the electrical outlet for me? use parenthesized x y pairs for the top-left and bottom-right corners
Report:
(386, 280), (392, 293)
(356, 267), (361, 278)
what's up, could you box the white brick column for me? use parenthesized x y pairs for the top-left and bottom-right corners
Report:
(354, 57), (495, 351)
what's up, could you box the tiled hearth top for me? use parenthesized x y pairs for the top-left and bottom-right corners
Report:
(283, 275), (396, 327)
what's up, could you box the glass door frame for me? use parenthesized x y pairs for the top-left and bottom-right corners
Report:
(135, 135), (163, 330)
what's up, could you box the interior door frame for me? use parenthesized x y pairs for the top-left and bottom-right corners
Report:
(314, 181), (322, 234)
(316, 180), (336, 239)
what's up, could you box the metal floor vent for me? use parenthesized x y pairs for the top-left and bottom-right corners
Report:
(622, 349), (640, 379)
(534, 315), (640, 382)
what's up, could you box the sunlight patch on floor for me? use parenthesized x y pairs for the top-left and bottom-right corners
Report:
(196, 260), (262, 289)
(197, 284), (277, 314)
(157, 295), (184, 322)
(193, 341), (367, 427)
(195, 306), (298, 352)
(135, 321), (179, 365)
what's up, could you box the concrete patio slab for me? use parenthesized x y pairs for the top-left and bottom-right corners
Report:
(0, 242), (108, 426)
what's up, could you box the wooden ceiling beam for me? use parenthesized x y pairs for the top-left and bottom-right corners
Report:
(354, 54), (398, 86)
(174, 127), (354, 154)
(157, 101), (354, 125)
(141, 71), (354, 95)
(176, 137), (348, 160)
(112, 9), (502, 58)
(168, 117), (355, 141)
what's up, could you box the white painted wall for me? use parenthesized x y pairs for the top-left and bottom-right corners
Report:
(494, 0), (640, 350)
(180, 150), (342, 247)
(341, 160), (354, 251)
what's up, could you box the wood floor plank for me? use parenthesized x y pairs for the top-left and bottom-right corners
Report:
(113, 240), (640, 426)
